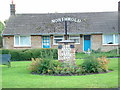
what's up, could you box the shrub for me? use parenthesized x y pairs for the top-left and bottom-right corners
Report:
(29, 58), (58, 75)
(39, 58), (55, 74)
(97, 56), (109, 71)
(28, 58), (43, 73)
(81, 56), (110, 73)
(81, 56), (101, 73)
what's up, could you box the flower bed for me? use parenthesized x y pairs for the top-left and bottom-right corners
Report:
(28, 56), (110, 76)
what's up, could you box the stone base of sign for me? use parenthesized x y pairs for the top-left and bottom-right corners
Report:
(58, 40), (76, 66)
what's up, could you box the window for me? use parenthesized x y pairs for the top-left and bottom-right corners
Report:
(103, 34), (119, 45)
(69, 35), (80, 44)
(115, 34), (119, 44)
(53, 36), (64, 45)
(14, 36), (31, 46)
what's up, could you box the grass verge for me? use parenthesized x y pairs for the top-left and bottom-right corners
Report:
(1, 58), (118, 88)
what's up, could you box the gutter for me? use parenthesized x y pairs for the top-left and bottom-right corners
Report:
(2, 32), (119, 36)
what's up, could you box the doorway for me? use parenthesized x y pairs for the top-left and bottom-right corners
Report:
(42, 36), (50, 48)
(84, 35), (91, 51)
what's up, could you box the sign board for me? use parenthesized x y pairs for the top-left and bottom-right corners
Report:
(51, 17), (82, 23)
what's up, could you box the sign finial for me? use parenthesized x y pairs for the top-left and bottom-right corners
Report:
(11, 0), (13, 4)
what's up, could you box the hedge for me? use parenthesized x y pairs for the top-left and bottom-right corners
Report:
(0, 49), (58, 61)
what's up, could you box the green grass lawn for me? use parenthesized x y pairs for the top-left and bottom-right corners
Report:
(1, 58), (118, 88)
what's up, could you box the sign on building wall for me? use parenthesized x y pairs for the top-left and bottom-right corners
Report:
(51, 17), (83, 23)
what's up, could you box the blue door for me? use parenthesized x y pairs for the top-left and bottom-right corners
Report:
(84, 35), (91, 51)
(42, 36), (50, 48)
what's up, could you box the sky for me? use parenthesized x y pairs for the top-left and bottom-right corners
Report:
(0, 0), (119, 22)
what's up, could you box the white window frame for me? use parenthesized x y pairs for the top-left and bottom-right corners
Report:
(53, 35), (64, 45)
(14, 35), (31, 47)
(69, 35), (80, 44)
(102, 34), (119, 45)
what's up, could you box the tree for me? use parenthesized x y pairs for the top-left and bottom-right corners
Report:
(0, 21), (4, 48)
(0, 21), (4, 34)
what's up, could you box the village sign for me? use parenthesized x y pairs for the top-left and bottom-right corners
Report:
(52, 17), (80, 64)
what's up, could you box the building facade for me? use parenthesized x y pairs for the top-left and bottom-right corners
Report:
(2, 3), (120, 52)
(3, 34), (119, 52)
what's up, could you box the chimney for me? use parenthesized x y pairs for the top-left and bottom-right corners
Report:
(10, 0), (15, 16)
(118, 1), (120, 11)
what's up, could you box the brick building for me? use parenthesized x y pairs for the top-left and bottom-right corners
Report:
(2, 2), (120, 52)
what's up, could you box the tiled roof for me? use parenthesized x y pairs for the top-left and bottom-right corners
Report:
(3, 12), (118, 35)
